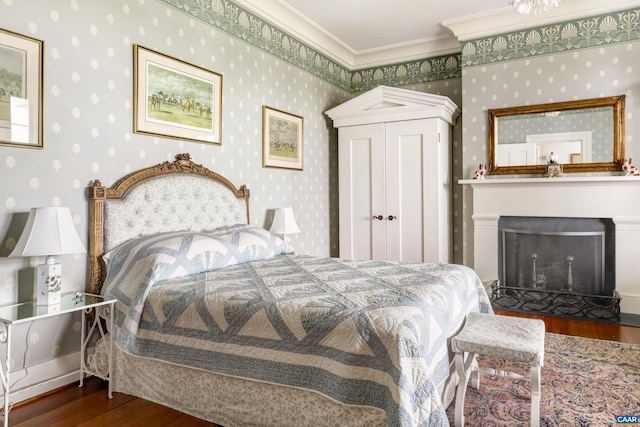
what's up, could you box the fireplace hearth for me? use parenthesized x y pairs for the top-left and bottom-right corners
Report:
(490, 282), (621, 320)
(492, 216), (620, 320)
(461, 176), (640, 317)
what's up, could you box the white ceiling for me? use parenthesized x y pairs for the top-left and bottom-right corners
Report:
(236, 0), (640, 68)
(276, 0), (510, 52)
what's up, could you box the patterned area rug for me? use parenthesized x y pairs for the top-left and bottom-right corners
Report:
(446, 333), (640, 426)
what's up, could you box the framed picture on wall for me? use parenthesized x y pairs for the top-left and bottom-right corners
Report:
(133, 44), (223, 145)
(0, 28), (44, 149)
(262, 106), (304, 170)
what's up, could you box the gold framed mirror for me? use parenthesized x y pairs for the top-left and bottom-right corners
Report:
(488, 95), (625, 175)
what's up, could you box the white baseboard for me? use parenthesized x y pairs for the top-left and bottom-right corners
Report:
(620, 292), (640, 316)
(0, 351), (81, 405)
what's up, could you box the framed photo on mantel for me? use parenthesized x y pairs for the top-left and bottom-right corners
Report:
(0, 28), (44, 149)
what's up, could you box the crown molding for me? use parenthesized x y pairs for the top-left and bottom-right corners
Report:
(235, 0), (464, 69)
(233, 0), (356, 68)
(236, 0), (640, 69)
(443, 0), (640, 41)
(197, 0), (640, 74)
(351, 37), (462, 69)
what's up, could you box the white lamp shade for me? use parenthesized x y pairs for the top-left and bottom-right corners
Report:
(9, 207), (86, 258)
(270, 207), (300, 235)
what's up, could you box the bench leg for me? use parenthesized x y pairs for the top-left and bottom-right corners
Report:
(454, 351), (476, 427)
(530, 364), (541, 427)
(471, 368), (480, 389)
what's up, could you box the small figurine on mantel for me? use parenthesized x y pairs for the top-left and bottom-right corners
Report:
(622, 158), (640, 176)
(472, 164), (487, 180)
(546, 152), (563, 178)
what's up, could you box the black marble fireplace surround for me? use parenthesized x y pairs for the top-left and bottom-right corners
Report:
(492, 216), (620, 320)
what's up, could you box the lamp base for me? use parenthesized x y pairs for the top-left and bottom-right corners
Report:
(279, 234), (296, 254)
(35, 263), (62, 305)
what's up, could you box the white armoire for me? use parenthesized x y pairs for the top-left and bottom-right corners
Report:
(326, 86), (460, 263)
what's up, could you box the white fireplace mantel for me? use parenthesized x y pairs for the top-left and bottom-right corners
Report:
(460, 176), (640, 315)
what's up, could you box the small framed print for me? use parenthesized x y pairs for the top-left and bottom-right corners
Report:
(570, 153), (582, 163)
(133, 44), (223, 145)
(0, 28), (44, 149)
(262, 106), (304, 170)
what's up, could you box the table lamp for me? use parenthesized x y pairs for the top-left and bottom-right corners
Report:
(9, 207), (86, 305)
(270, 207), (300, 247)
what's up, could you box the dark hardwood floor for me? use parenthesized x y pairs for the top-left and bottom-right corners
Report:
(9, 311), (640, 426)
(494, 309), (640, 345)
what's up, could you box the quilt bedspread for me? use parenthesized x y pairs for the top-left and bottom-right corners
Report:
(103, 253), (492, 427)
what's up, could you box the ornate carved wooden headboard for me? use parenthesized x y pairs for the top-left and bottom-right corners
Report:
(86, 153), (250, 295)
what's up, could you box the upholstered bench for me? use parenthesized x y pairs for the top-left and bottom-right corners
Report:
(451, 312), (545, 427)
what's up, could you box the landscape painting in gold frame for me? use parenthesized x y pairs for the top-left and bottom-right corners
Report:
(0, 28), (43, 149)
(262, 106), (303, 170)
(133, 44), (222, 145)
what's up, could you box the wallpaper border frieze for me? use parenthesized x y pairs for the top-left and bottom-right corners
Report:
(158, 0), (352, 91)
(350, 54), (461, 93)
(157, 0), (461, 92)
(461, 7), (640, 67)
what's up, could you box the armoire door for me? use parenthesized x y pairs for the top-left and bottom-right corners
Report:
(337, 123), (385, 261)
(384, 119), (443, 263)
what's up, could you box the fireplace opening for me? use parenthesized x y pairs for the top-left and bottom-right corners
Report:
(493, 216), (620, 320)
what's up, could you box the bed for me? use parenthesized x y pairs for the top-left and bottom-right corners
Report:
(86, 153), (492, 427)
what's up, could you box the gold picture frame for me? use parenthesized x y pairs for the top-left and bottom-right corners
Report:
(487, 95), (625, 175)
(0, 28), (43, 149)
(133, 44), (223, 145)
(262, 106), (303, 170)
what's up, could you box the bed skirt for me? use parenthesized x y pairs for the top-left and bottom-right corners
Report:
(97, 339), (460, 426)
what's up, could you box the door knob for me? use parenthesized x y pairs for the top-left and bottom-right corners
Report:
(372, 215), (383, 220)
(387, 215), (397, 221)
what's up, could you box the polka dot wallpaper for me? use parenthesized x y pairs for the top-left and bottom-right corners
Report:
(0, 0), (356, 373)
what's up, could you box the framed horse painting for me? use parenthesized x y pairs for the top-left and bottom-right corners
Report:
(133, 44), (223, 145)
(0, 28), (43, 149)
(262, 106), (304, 170)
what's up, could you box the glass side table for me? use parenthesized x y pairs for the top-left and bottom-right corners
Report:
(0, 292), (116, 427)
